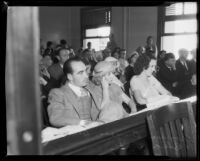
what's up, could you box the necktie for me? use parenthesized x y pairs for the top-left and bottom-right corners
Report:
(182, 61), (188, 70)
(80, 88), (88, 97)
(184, 62), (188, 71)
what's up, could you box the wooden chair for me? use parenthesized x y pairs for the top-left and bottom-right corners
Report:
(146, 102), (196, 158)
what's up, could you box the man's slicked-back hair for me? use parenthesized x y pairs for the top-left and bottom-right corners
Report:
(63, 56), (84, 76)
(61, 56), (84, 85)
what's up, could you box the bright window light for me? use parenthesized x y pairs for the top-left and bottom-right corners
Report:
(173, 3), (183, 15)
(86, 26), (110, 37)
(83, 38), (109, 51)
(161, 34), (197, 60)
(86, 29), (98, 37)
(184, 2), (197, 15)
(97, 26), (110, 37)
(165, 19), (197, 33)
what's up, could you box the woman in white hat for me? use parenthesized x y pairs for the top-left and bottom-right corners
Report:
(92, 61), (137, 123)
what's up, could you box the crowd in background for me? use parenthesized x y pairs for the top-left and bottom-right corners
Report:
(39, 34), (197, 128)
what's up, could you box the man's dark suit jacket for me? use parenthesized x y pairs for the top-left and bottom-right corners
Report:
(48, 63), (64, 88)
(175, 59), (194, 99)
(47, 81), (101, 127)
(188, 59), (196, 75)
(157, 63), (177, 95)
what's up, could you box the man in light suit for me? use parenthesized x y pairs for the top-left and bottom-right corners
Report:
(47, 56), (102, 127)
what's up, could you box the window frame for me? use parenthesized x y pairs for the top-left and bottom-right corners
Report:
(80, 7), (112, 49)
(157, 2), (198, 57)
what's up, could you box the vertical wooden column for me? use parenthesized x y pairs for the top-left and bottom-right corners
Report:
(6, 7), (42, 155)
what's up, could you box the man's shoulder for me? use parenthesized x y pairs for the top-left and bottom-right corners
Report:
(86, 81), (102, 94)
(48, 63), (62, 75)
(176, 59), (181, 64)
(49, 63), (60, 69)
(87, 81), (99, 90)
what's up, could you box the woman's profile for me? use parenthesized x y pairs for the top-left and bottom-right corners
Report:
(130, 54), (179, 109)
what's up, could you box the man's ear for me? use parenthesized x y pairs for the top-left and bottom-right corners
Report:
(67, 73), (73, 82)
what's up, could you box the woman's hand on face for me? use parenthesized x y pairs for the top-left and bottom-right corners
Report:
(109, 73), (123, 87)
(101, 75), (109, 89)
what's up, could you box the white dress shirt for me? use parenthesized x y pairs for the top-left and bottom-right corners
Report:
(68, 83), (89, 97)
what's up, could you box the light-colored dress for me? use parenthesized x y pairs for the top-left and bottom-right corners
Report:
(131, 75), (161, 99)
(98, 83), (128, 123)
(130, 75), (179, 108)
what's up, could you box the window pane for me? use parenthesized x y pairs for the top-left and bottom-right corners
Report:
(97, 26), (110, 37)
(184, 2), (197, 15)
(165, 3), (183, 16)
(165, 19), (197, 33)
(86, 26), (110, 37)
(161, 34), (197, 60)
(83, 38), (109, 51)
(86, 28), (98, 37)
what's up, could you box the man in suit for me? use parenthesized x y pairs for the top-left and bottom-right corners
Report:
(175, 48), (195, 99)
(48, 48), (70, 88)
(157, 53), (178, 96)
(189, 49), (196, 75)
(47, 57), (102, 127)
(44, 41), (54, 56)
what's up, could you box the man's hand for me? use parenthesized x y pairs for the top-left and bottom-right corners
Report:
(172, 82), (178, 87)
(191, 74), (196, 86)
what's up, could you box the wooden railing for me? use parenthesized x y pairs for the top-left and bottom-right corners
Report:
(43, 101), (196, 155)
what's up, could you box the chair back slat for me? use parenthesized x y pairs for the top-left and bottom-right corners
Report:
(159, 126), (169, 156)
(147, 115), (163, 155)
(182, 117), (196, 157)
(147, 102), (196, 158)
(163, 123), (176, 156)
(188, 103), (197, 155)
(169, 121), (180, 157)
(175, 119), (186, 157)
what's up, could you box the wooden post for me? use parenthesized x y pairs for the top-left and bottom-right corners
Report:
(6, 7), (42, 155)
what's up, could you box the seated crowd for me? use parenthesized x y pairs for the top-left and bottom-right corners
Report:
(39, 36), (197, 129)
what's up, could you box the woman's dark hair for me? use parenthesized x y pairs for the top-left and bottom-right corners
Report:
(163, 53), (175, 62)
(42, 52), (52, 59)
(112, 47), (120, 55)
(133, 54), (156, 75)
(128, 53), (138, 64)
(46, 41), (53, 47)
(60, 39), (67, 45)
(61, 56), (83, 85)
(111, 51), (119, 57)
(146, 36), (153, 43)
(119, 48), (126, 53)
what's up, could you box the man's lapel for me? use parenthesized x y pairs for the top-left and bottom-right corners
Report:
(62, 84), (82, 115)
(85, 82), (102, 110)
